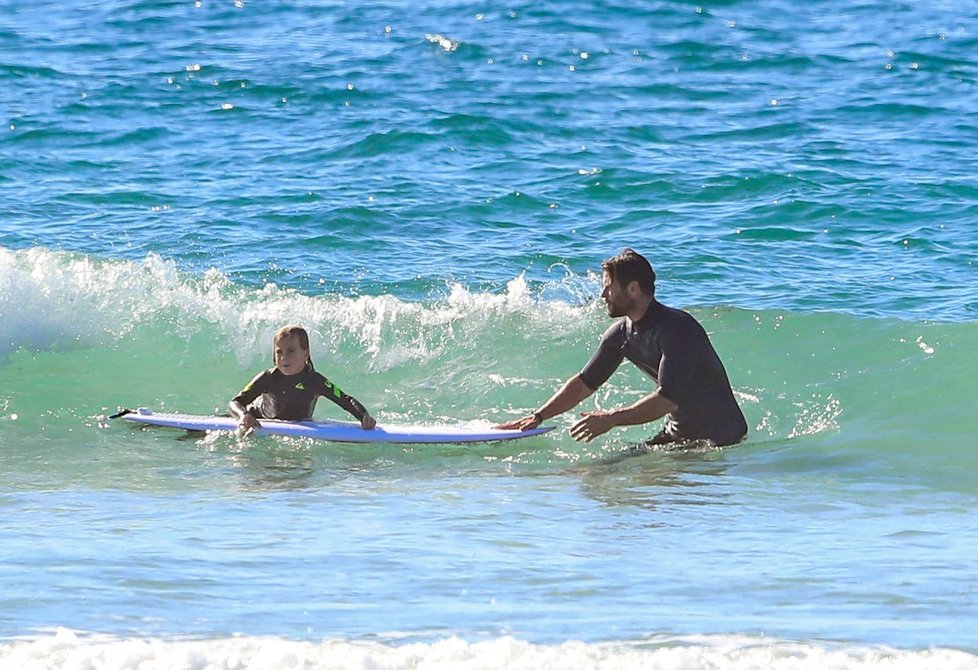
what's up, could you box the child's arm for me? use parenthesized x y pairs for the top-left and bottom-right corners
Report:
(318, 375), (376, 429)
(229, 398), (259, 431)
(229, 371), (266, 430)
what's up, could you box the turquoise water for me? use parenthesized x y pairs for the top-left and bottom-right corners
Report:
(2, 1), (977, 667)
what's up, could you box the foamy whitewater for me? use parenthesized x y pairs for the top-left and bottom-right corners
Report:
(2, 0), (977, 668)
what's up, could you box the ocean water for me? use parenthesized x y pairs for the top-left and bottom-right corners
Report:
(2, 0), (977, 668)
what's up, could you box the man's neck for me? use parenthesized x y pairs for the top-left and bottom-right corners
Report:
(626, 295), (654, 323)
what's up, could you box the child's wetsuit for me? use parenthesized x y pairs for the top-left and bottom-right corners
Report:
(231, 366), (368, 422)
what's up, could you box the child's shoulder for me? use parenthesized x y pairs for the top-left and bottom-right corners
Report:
(305, 368), (330, 383)
(249, 367), (279, 382)
(303, 368), (337, 390)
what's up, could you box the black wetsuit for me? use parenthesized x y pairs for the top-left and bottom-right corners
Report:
(231, 366), (368, 422)
(579, 300), (747, 446)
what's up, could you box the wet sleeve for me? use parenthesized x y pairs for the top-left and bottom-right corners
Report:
(578, 322), (627, 391)
(656, 318), (706, 406)
(315, 373), (368, 421)
(231, 370), (269, 408)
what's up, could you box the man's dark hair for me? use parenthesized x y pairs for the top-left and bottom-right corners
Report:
(602, 248), (656, 296)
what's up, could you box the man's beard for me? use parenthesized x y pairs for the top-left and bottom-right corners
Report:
(606, 295), (634, 318)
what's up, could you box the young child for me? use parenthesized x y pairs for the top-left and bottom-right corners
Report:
(229, 325), (377, 432)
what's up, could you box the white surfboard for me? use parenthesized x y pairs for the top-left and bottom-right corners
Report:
(113, 408), (553, 444)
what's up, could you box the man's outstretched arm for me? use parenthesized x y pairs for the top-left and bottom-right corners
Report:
(496, 374), (595, 430)
(570, 391), (678, 442)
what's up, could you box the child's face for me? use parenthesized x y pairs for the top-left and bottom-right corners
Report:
(274, 334), (309, 376)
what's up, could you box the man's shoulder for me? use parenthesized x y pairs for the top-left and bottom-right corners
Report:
(633, 300), (690, 331)
(656, 301), (702, 326)
(650, 303), (709, 347)
(599, 317), (628, 341)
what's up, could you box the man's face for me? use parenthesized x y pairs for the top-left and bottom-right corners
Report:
(601, 270), (634, 318)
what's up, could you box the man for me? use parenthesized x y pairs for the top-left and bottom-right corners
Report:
(498, 248), (747, 447)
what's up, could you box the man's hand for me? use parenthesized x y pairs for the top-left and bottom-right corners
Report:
(361, 414), (377, 430)
(570, 410), (616, 443)
(495, 413), (541, 431)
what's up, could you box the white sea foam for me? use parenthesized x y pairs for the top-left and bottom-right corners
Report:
(0, 246), (598, 368)
(0, 247), (233, 359)
(2, 630), (975, 670)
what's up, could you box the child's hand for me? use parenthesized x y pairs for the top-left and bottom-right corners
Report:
(361, 414), (376, 430)
(238, 412), (259, 434)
